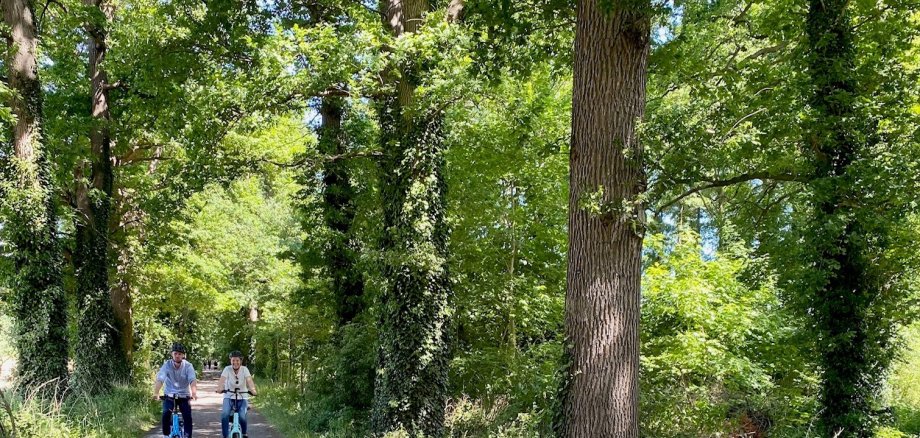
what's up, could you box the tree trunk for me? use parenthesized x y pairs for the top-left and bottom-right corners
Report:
(319, 96), (365, 325)
(1, 0), (70, 392)
(247, 303), (258, 373)
(73, 0), (129, 393)
(315, 85), (373, 409)
(804, 0), (877, 435)
(111, 265), (135, 368)
(559, 1), (650, 437)
(371, 0), (452, 435)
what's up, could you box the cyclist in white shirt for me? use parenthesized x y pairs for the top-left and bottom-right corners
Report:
(216, 350), (258, 438)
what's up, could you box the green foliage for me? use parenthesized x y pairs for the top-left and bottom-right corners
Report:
(641, 231), (818, 436)
(0, 384), (157, 437)
(889, 324), (920, 435)
(0, 0), (917, 435)
(255, 321), (377, 435)
(462, 0), (575, 77)
(443, 68), (569, 435)
(132, 120), (307, 371)
(644, 0), (920, 435)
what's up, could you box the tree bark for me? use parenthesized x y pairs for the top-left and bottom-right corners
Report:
(560, 0), (650, 436)
(248, 303), (258, 373)
(371, 0), (452, 435)
(73, 0), (129, 392)
(318, 82), (364, 326)
(111, 263), (135, 367)
(804, 0), (878, 435)
(301, 0), (374, 410)
(1, 0), (70, 392)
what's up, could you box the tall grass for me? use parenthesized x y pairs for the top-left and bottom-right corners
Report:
(888, 324), (920, 436)
(0, 382), (158, 437)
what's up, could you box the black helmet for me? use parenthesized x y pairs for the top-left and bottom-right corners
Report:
(229, 350), (243, 358)
(171, 342), (186, 354)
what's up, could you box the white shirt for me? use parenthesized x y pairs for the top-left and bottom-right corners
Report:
(156, 359), (197, 397)
(221, 365), (252, 400)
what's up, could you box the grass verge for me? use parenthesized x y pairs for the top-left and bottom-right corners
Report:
(0, 383), (158, 437)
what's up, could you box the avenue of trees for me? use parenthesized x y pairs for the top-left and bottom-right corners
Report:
(1, 0), (919, 437)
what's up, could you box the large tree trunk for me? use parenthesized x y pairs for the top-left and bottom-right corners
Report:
(803, 0), (877, 435)
(371, 0), (452, 435)
(1, 0), (70, 392)
(111, 265), (135, 368)
(301, 0), (373, 410)
(319, 93), (374, 409)
(318, 84), (364, 326)
(94, 0), (134, 371)
(560, 1), (650, 437)
(73, 0), (129, 392)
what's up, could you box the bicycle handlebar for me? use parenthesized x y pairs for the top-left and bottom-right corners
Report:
(219, 389), (254, 395)
(159, 395), (191, 400)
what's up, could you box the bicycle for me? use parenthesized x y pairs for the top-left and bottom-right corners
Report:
(160, 393), (190, 438)
(220, 389), (253, 438)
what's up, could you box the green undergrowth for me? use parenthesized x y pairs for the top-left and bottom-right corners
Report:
(255, 377), (547, 438)
(0, 383), (158, 437)
(255, 378), (357, 438)
(886, 324), (920, 436)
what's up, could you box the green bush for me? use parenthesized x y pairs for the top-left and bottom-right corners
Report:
(257, 378), (365, 438)
(444, 396), (546, 438)
(640, 231), (818, 437)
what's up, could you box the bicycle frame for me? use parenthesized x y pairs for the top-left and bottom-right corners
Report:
(229, 404), (243, 438)
(161, 394), (188, 438)
(221, 389), (251, 438)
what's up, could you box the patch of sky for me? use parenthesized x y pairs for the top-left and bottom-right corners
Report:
(652, 0), (684, 46)
(303, 101), (321, 129)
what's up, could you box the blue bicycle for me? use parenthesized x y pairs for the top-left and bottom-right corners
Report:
(160, 394), (189, 438)
(220, 389), (253, 438)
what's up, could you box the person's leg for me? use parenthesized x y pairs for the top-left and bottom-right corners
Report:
(221, 398), (231, 437)
(238, 400), (249, 435)
(180, 398), (193, 437)
(162, 398), (173, 436)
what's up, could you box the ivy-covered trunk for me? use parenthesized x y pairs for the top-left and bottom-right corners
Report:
(319, 96), (364, 325)
(73, 0), (130, 392)
(559, 0), (650, 436)
(803, 0), (886, 435)
(318, 92), (376, 409)
(1, 0), (70, 391)
(371, 0), (451, 435)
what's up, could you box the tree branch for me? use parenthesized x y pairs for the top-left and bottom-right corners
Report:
(655, 171), (808, 214)
(742, 41), (790, 62)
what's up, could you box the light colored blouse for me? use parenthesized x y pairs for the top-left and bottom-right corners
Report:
(221, 365), (252, 400)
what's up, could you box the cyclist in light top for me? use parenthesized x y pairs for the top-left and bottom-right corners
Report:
(216, 350), (258, 438)
(153, 342), (198, 438)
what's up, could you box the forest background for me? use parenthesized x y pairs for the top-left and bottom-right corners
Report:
(0, 0), (919, 436)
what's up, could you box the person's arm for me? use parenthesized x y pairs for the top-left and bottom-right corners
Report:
(216, 375), (227, 393)
(185, 363), (198, 400)
(246, 376), (257, 396)
(153, 364), (165, 400)
(153, 380), (163, 400)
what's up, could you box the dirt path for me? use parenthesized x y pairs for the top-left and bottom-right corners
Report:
(144, 370), (282, 438)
